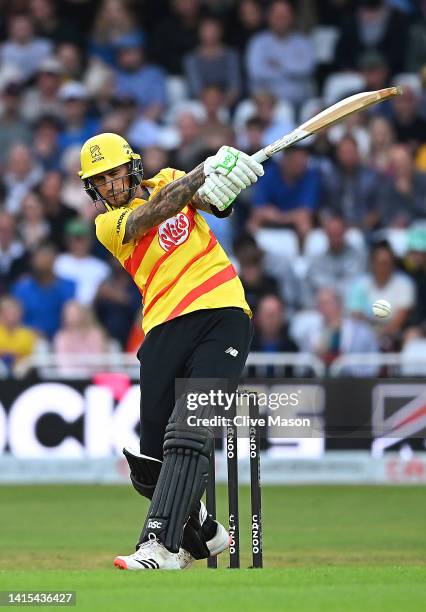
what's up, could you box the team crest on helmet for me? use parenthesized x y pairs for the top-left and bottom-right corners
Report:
(90, 144), (104, 163)
(158, 213), (190, 251)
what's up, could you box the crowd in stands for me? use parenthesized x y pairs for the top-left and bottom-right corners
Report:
(0, 0), (425, 376)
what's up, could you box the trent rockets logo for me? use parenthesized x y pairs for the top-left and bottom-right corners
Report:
(90, 144), (104, 163)
(158, 212), (190, 252)
(371, 383), (426, 455)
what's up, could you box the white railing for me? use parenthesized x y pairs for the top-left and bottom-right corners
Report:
(13, 351), (326, 379)
(329, 353), (426, 377)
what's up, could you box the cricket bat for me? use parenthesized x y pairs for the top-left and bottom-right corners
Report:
(251, 87), (402, 164)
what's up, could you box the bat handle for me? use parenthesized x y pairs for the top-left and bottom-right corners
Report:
(251, 149), (269, 164)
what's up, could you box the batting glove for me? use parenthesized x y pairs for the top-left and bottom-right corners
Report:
(203, 146), (264, 190)
(196, 173), (241, 211)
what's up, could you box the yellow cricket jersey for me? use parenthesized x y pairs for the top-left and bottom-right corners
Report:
(0, 325), (37, 364)
(95, 168), (251, 335)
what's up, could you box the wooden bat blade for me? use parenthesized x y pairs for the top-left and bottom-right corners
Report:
(252, 87), (402, 163)
(299, 87), (401, 135)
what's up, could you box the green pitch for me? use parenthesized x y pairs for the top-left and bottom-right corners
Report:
(1, 485), (425, 611)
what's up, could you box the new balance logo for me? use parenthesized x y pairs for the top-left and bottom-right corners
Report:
(225, 347), (239, 357)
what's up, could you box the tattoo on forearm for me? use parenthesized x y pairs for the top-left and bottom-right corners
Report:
(191, 193), (213, 213)
(124, 164), (205, 243)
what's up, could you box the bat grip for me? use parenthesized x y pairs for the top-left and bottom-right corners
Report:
(251, 149), (269, 164)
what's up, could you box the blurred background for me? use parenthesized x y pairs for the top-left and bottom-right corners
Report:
(0, 0), (425, 484)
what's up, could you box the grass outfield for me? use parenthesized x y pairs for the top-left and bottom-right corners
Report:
(0, 485), (425, 611)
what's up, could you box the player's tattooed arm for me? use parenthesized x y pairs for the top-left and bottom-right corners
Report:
(191, 193), (234, 218)
(123, 163), (205, 243)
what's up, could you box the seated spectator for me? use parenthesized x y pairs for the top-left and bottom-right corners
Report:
(56, 42), (83, 81)
(367, 116), (395, 173)
(383, 145), (426, 227)
(32, 114), (62, 172)
(402, 225), (426, 329)
(3, 144), (43, 216)
(347, 240), (415, 349)
(251, 294), (298, 353)
(95, 258), (141, 348)
(57, 81), (99, 152)
(233, 235), (280, 313)
(30, 0), (83, 47)
(184, 16), (241, 106)
(304, 215), (367, 307)
(226, 0), (264, 54)
(0, 295), (39, 373)
(89, 0), (142, 65)
(1, 13), (53, 82)
(249, 145), (320, 241)
(113, 33), (166, 121)
(308, 288), (379, 375)
(54, 219), (110, 306)
(37, 171), (77, 251)
(335, 0), (408, 74)
(18, 192), (51, 252)
(173, 110), (205, 172)
(0, 78), (31, 165)
(149, 0), (200, 75)
(390, 86), (426, 150)
(60, 146), (94, 217)
(246, 0), (315, 105)
(320, 135), (384, 231)
(53, 300), (108, 371)
(406, 2), (426, 73)
(358, 51), (393, 120)
(12, 243), (75, 340)
(21, 56), (64, 123)
(0, 212), (28, 296)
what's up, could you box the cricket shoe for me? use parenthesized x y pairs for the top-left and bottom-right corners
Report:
(177, 520), (230, 569)
(114, 534), (180, 570)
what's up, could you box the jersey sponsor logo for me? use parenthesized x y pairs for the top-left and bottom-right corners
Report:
(116, 209), (129, 234)
(158, 212), (190, 252)
(147, 520), (163, 529)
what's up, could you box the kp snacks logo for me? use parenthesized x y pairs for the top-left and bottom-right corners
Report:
(158, 212), (190, 252)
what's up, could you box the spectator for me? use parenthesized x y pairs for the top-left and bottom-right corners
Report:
(54, 219), (110, 306)
(30, 0), (81, 46)
(308, 288), (379, 374)
(21, 57), (64, 123)
(367, 116), (395, 173)
(251, 293), (298, 353)
(89, 0), (142, 65)
(3, 144), (43, 215)
(56, 42), (83, 81)
(11, 243), (75, 340)
(0, 295), (39, 373)
(246, 0), (316, 105)
(184, 16), (241, 106)
(57, 81), (99, 152)
(18, 191), (51, 252)
(237, 91), (294, 150)
(304, 215), (367, 307)
(37, 171), (77, 251)
(95, 258), (141, 347)
(390, 86), (426, 150)
(1, 13), (53, 81)
(53, 300), (108, 361)
(406, 1), (426, 72)
(383, 145), (426, 227)
(233, 236), (280, 313)
(0, 212), (28, 297)
(32, 114), (62, 171)
(60, 146), (94, 217)
(335, 0), (408, 74)
(320, 135), (384, 230)
(113, 33), (167, 121)
(226, 0), (264, 54)
(249, 145), (320, 240)
(347, 240), (415, 349)
(0, 79), (31, 165)
(149, 0), (200, 75)
(173, 110), (204, 171)
(402, 224), (426, 329)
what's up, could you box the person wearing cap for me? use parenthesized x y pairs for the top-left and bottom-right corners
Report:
(58, 81), (100, 152)
(113, 32), (166, 121)
(78, 132), (264, 570)
(53, 219), (110, 306)
(21, 57), (64, 123)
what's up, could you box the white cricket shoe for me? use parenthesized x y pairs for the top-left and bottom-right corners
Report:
(177, 520), (230, 569)
(114, 534), (180, 570)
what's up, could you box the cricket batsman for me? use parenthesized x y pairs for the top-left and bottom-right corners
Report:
(79, 133), (263, 569)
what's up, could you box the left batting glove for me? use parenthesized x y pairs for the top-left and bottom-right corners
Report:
(204, 146), (264, 190)
(196, 173), (241, 211)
